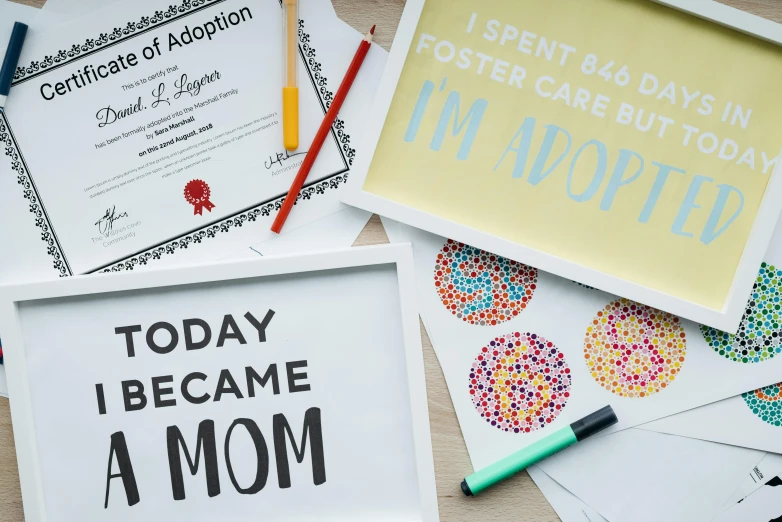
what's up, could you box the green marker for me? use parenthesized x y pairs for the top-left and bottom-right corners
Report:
(461, 406), (618, 496)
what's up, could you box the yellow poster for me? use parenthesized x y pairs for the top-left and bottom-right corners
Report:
(362, 0), (782, 310)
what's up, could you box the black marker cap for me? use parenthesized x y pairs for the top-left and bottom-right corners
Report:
(461, 480), (473, 497)
(570, 405), (618, 442)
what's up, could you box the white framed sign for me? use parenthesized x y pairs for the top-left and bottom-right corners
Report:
(0, 244), (438, 522)
(343, 0), (782, 332)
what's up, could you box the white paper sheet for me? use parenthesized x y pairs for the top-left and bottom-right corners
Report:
(530, 444), (782, 522)
(527, 466), (607, 522)
(641, 383), (782, 453)
(382, 217), (782, 470)
(529, 435), (776, 522)
(715, 471), (782, 522)
(723, 453), (782, 507)
(537, 430), (762, 522)
(530, 446), (774, 522)
(225, 207), (372, 260)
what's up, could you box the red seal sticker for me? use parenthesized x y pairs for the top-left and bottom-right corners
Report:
(184, 179), (215, 216)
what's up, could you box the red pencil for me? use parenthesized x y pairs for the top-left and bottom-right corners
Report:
(271, 25), (376, 234)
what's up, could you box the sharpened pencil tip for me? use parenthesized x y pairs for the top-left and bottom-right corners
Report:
(370, 25), (376, 35)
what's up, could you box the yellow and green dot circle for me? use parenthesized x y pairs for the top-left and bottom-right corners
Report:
(743, 383), (782, 427)
(701, 263), (782, 364)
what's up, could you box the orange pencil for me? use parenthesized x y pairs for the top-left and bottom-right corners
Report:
(271, 25), (375, 234)
(282, 0), (299, 151)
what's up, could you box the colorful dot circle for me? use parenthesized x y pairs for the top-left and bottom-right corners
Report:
(743, 382), (782, 427)
(434, 240), (537, 325)
(701, 263), (782, 364)
(584, 298), (687, 398)
(468, 332), (571, 433)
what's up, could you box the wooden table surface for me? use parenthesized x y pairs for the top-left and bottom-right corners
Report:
(2, 0), (781, 520)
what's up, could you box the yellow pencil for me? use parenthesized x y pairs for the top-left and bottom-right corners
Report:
(282, 0), (299, 151)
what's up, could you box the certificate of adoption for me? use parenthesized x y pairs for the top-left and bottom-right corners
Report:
(1, 0), (368, 275)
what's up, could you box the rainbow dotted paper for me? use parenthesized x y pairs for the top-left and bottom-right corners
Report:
(743, 382), (782, 427)
(701, 263), (782, 364)
(468, 332), (571, 433)
(584, 299), (687, 398)
(434, 240), (537, 326)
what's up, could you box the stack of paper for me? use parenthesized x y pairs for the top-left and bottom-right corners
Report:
(383, 215), (782, 522)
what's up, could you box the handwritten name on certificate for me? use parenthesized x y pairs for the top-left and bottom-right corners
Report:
(1, 0), (347, 275)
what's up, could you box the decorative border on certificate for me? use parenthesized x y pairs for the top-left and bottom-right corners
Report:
(98, 172), (349, 273)
(4, 4), (354, 277)
(0, 114), (70, 277)
(14, 0), (224, 83)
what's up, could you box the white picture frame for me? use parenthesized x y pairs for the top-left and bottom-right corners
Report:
(343, 0), (782, 333)
(0, 244), (439, 522)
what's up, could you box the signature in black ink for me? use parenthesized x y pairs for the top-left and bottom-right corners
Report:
(152, 82), (170, 108)
(265, 149), (307, 170)
(95, 205), (129, 236)
(95, 97), (144, 128)
(174, 70), (222, 100)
